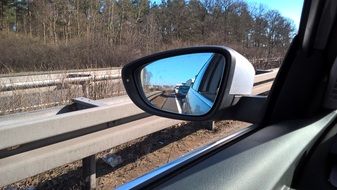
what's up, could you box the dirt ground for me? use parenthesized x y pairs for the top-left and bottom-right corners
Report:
(2, 120), (250, 190)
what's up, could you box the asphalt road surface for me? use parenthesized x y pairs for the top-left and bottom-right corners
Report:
(150, 93), (182, 114)
(162, 95), (179, 113)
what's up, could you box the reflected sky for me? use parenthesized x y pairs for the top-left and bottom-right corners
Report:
(143, 53), (213, 86)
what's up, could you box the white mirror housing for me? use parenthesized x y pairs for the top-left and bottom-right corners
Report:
(228, 50), (255, 95)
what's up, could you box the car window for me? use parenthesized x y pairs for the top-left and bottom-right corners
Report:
(198, 54), (225, 101)
(0, 0), (304, 189)
(192, 56), (212, 91)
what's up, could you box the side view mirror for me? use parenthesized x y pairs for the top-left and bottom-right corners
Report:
(122, 46), (256, 121)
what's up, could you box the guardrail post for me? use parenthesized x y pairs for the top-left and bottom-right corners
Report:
(192, 121), (215, 131)
(81, 82), (90, 98)
(83, 155), (96, 190)
(204, 121), (215, 131)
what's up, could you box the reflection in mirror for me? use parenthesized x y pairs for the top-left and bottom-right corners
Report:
(140, 53), (225, 116)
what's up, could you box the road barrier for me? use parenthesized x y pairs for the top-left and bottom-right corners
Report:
(0, 68), (278, 189)
(0, 68), (121, 91)
(0, 68), (123, 115)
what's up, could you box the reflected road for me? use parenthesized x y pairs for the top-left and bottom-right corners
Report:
(149, 92), (183, 114)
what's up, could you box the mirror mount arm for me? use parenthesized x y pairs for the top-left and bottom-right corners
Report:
(216, 96), (268, 124)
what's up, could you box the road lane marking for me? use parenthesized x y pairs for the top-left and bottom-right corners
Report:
(175, 96), (182, 114)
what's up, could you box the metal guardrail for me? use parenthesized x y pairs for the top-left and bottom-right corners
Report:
(0, 68), (123, 115)
(0, 74), (121, 91)
(0, 68), (278, 188)
(0, 67), (121, 78)
(0, 68), (121, 91)
(0, 67), (277, 114)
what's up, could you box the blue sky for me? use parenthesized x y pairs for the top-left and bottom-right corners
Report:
(144, 53), (213, 86)
(151, 0), (304, 29)
(246, 0), (304, 29)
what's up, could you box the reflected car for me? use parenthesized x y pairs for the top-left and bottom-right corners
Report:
(183, 53), (225, 115)
(176, 85), (190, 98)
(174, 85), (180, 94)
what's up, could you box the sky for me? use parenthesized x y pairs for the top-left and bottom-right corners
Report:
(151, 0), (304, 29)
(144, 0), (305, 86)
(144, 53), (213, 86)
(246, 0), (304, 29)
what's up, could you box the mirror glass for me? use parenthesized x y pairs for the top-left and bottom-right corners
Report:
(140, 52), (226, 116)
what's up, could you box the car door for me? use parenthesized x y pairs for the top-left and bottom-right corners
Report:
(118, 0), (337, 189)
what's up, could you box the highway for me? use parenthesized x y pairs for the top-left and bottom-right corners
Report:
(0, 68), (278, 115)
(0, 68), (278, 187)
(149, 92), (183, 113)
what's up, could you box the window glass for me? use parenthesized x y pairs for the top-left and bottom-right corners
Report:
(0, 0), (304, 189)
(192, 56), (212, 91)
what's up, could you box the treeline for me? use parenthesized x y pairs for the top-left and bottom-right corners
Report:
(0, 0), (295, 73)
